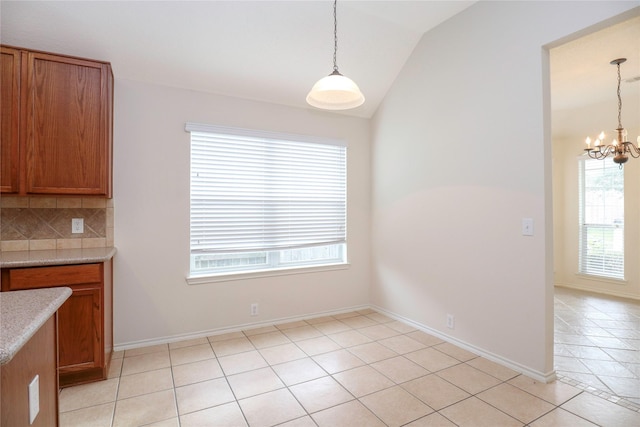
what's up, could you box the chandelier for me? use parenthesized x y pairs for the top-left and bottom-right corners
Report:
(306, 0), (365, 110)
(584, 58), (640, 166)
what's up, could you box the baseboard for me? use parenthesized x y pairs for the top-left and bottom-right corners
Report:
(113, 303), (370, 352)
(370, 305), (556, 384)
(555, 283), (640, 301)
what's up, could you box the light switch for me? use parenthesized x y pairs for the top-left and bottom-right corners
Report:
(522, 218), (534, 236)
(28, 374), (39, 425)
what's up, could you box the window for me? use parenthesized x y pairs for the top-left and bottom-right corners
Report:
(187, 123), (347, 278)
(578, 158), (624, 280)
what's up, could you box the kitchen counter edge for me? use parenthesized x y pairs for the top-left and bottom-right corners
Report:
(0, 247), (117, 268)
(0, 287), (72, 365)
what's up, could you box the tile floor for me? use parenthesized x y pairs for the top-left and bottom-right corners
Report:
(554, 287), (640, 408)
(59, 308), (640, 427)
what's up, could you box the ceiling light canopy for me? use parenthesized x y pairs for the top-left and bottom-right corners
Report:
(307, 0), (364, 110)
(584, 58), (640, 167)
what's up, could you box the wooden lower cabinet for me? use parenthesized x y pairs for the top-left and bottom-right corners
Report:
(1, 261), (113, 387)
(1, 315), (59, 426)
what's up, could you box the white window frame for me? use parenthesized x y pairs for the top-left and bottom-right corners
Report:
(578, 157), (624, 281)
(186, 123), (348, 282)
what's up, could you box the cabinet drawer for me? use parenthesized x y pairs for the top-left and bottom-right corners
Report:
(4, 264), (102, 290)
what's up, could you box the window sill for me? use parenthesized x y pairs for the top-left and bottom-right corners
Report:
(187, 262), (350, 285)
(574, 273), (627, 285)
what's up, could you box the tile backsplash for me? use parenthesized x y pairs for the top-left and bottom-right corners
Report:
(0, 196), (114, 252)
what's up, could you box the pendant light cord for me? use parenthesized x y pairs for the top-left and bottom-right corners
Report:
(616, 61), (622, 129)
(333, 0), (339, 73)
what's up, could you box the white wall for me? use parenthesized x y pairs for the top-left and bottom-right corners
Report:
(370, 1), (639, 380)
(112, 79), (371, 347)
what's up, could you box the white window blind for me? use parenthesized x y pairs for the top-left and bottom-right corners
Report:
(578, 158), (624, 280)
(187, 123), (346, 259)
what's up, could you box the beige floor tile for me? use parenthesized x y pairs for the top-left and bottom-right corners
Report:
(107, 357), (123, 379)
(440, 396), (523, 427)
(436, 363), (502, 394)
(59, 402), (114, 427)
(180, 401), (248, 427)
(175, 377), (235, 415)
(357, 308), (376, 315)
(124, 343), (168, 358)
(312, 399), (386, 427)
(434, 342), (478, 362)
(210, 336), (255, 357)
(112, 389), (177, 427)
(305, 315), (336, 325)
(145, 418), (179, 427)
(290, 376), (354, 413)
(508, 375), (582, 405)
(227, 366), (285, 399)
(248, 330), (292, 348)
(239, 388), (307, 427)
(217, 350), (268, 375)
(172, 358), (224, 387)
(402, 374), (470, 410)
(406, 331), (445, 347)
(404, 412), (458, 426)
(477, 383), (555, 424)
(333, 311), (360, 320)
(168, 337), (209, 350)
(271, 357), (328, 386)
(59, 378), (119, 412)
(117, 367), (173, 400)
(379, 335), (426, 354)
(207, 331), (245, 343)
(371, 356), (429, 383)
(360, 385), (433, 427)
(312, 319), (352, 334)
(282, 325), (324, 341)
(328, 330), (373, 347)
(348, 341), (398, 364)
(243, 325), (278, 336)
(366, 312), (394, 323)
(278, 416), (317, 426)
(386, 320), (418, 334)
(466, 357), (519, 381)
(405, 347), (460, 372)
(170, 343), (215, 366)
(313, 349), (365, 374)
(561, 392), (640, 426)
(333, 365), (395, 397)
(276, 320), (310, 330)
(111, 350), (124, 359)
(340, 315), (379, 329)
(359, 324), (400, 340)
(529, 407), (598, 426)
(121, 351), (171, 376)
(295, 336), (342, 356)
(259, 342), (307, 365)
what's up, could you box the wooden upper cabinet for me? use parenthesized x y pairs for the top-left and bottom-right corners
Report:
(0, 46), (113, 197)
(0, 47), (20, 193)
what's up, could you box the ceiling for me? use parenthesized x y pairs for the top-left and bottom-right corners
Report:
(0, 0), (476, 119)
(1, 1), (637, 123)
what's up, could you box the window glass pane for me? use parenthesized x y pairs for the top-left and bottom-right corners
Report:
(578, 158), (624, 279)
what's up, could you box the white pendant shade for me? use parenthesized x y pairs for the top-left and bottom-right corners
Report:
(306, 71), (365, 110)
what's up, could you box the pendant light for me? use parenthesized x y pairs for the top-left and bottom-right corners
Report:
(306, 0), (365, 110)
(584, 58), (640, 167)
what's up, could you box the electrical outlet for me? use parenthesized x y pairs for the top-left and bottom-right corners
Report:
(522, 218), (534, 236)
(446, 314), (455, 329)
(250, 303), (258, 316)
(29, 374), (39, 425)
(71, 218), (84, 234)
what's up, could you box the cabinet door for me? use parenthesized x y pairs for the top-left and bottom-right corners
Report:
(0, 47), (21, 193)
(57, 286), (103, 371)
(24, 51), (112, 196)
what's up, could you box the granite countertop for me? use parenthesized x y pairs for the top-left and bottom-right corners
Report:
(0, 287), (72, 365)
(0, 246), (117, 269)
